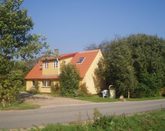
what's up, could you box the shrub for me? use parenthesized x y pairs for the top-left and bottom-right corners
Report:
(0, 71), (22, 107)
(51, 83), (60, 96)
(77, 83), (89, 97)
(160, 87), (165, 97)
(59, 64), (80, 97)
(27, 81), (39, 94)
(28, 86), (38, 94)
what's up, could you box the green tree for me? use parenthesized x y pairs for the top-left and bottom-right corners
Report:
(106, 39), (137, 98)
(0, 0), (47, 105)
(128, 34), (165, 97)
(59, 64), (80, 96)
(96, 34), (165, 98)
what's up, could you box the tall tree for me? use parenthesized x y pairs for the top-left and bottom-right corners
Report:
(0, 0), (47, 105)
(96, 34), (165, 98)
(128, 34), (165, 97)
(107, 39), (137, 98)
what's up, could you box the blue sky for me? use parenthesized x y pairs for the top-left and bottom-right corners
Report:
(23, 0), (165, 53)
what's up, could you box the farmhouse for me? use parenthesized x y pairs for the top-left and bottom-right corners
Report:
(25, 49), (103, 94)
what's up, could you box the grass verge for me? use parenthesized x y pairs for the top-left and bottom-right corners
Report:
(75, 95), (165, 102)
(127, 96), (165, 101)
(75, 95), (118, 102)
(0, 102), (40, 110)
(31, 109), (165, 131)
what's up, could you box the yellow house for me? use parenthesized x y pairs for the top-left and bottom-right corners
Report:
(25, 49), (103, 94)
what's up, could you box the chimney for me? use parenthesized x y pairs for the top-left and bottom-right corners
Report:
(54, 49), (59, 57)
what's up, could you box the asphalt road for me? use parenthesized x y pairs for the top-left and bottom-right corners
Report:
(0, 99), (165, 129)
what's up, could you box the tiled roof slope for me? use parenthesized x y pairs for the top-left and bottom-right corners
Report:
(25, 49), (99, 80)
(71, 50), (99, 78)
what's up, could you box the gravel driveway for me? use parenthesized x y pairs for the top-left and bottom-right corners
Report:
(23, 93), (92, 108)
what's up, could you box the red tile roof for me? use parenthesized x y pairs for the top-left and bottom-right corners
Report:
(25, 49), (100, 80)
(59, 52), (77, 60)
(71, 50), (99, 78)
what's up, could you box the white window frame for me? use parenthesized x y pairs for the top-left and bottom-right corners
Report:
(42, 80), (51, 87)
(77, 57), (85, 64)
(54, 59), (59, 68)
(44, 61), (48, 68)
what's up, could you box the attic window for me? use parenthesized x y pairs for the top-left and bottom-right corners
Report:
(77, 57), (85, 64)
(54, 59), (58, 68)
(44, 61), (48, 68)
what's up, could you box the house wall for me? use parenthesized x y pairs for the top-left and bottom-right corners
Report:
(59, 57), (73, 74)
(26, 80), (33, 91)
(60, 57), (73, 65)
(81, 50), (103, 94)
(42, 57), (73, 76)
(26, 80), (59, 93)
(38, 81), (51, 93)
(42, 61), (59, 75)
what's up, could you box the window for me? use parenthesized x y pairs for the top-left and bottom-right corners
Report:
(42, 80), (51, 87)
(44, 61), (48, 68)
(32, 81), (35, 88)
(32, 81), (35, 86)
(76, 57), (85, 64)
(54, 59), (58, 68)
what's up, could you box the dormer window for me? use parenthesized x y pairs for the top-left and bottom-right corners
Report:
(54, 59), (58, 68)
(44, 61), (48, 68)
(77, 57), (85, 64)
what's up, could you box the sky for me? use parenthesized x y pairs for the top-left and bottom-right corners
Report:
(22, 0), (165, 53)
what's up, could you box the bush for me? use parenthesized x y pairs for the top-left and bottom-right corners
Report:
(27, 81), (39, 94)
(0, 71), (22, 107)
(59, 64), (80, 97)
(77, 83), (89, 97)
(51, 83), (60, 96)
(27, 86), (38, 94)
(160, 87), (165, 97)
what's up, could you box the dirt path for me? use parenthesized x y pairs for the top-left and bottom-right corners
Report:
(24, 94), (92, 108)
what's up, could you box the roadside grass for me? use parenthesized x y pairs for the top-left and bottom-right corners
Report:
(75, 95), (118, 102)
(31, 109), (165, 131)
(0, 102), (40, 110)
(74, 95), (165, 102)
(126, 96), (165, 101)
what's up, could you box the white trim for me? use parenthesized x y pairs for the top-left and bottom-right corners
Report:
(42, 80), (51, 87)
(76, 57), (85, 64)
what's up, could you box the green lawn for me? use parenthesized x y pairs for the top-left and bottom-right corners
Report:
(75, 95), (165, 103)
(75, 95), (118, 102)
(31, 109), (165, 131)
(127, 96), (165, 101)
(0, 102), (40, 110)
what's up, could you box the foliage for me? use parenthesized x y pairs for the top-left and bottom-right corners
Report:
(0, 102), (40, 110)
(0, 0), (47, 105)
(0, 69), (22, 106)
(31, 109), (165, 131)
(129, 35), (165, 97)
(108, 40), (137, 97)
(93, 34), (165, 98)
(51, 83), (60, 96)
(95, 58), (108, 91)
(27, 81), (39, 94)
(77, 83), (90, 96)
(59, 64), (80, 96)
(160, 87), (165, 96)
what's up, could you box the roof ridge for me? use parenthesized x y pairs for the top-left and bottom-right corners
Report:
(78, 49), (100, 54)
